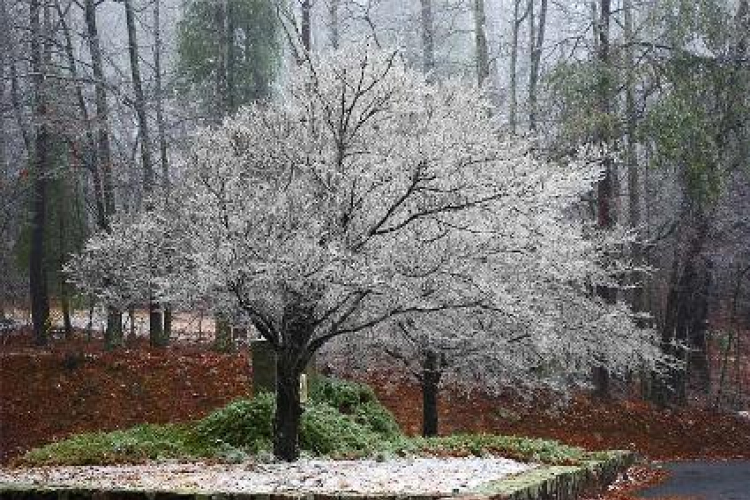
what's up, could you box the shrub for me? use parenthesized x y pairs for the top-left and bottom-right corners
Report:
(20, 424), (200, 466)
(309, 376), (377, 413)
(193, 392), (275, 453)
(300, 402), (379, 455)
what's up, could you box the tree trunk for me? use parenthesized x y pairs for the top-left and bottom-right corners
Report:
(84, 0), (115, 222)
(623, 0), (646, 319)
(105, 305), (123, 349)
(58, 2), (108, 231)
(163, 305), (172, 341)
(421, 349), (442, 437)
(272, 300), (316, 461)
(528, 0), (547, 130)
(473, 0), (490, 86)
(274, 353), (304, 461)
(301, 0), (311, 52)
(420, 0), (435, 75)
(123, 0), (162, 346)
(592, 0), (615, 399)
(509, 0), (529, 133)
(149, 298), (167, 347)
(225, 0), (236, 114)
(84, 0), (121, 345)
(153, 0), (170, 194)
(127, 305), (137, 342)
(29, 0), (50, 346)
(329, 0), (339, 49)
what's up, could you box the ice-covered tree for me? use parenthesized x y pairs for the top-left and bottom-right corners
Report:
(70, 44), (665, 460)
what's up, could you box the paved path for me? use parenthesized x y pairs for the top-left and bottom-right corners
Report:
(638, 461), (750, 499)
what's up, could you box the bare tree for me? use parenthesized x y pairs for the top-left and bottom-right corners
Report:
(121, 0), (164, 346)
(473, 0), (489, 86)
(420, 0), (435, 74)
(528, 0), (547, 131)
(509, 0), (530, 133)
(29, 0), (51, 346)
(592, 0), (616, 399)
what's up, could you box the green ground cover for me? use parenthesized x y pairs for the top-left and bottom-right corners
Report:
(19, 377), (595, 466)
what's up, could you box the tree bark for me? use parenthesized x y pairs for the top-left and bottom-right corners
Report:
(592, 0), (615, 399)
(421, 349), (442, 437)
(123, 0), (163, 346)
(301, 0), (311, 52)
(29, 0), (50, 346)
(274, 353), (304, 461)
(528, 0), (547, 130)
(329, 0), (340, 49)
(420, 0), (435, 76)
(509, 0), (529, 133)
(153, 0), (170, 194)
(272, 300), (316, 461)
(84, 0), (122, 340)
(473, 0), (490, 86)
(84, 0), (115, 221)
(622, 0), (646, 320)
(105, 305), (123, 349)
(225, 0), (236, 114)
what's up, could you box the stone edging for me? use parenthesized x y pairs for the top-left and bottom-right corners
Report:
(0, 452), (635, 500)
(462, 450), (636, 500)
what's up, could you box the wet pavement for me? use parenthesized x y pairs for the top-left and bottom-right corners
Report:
(638, 461), (750, 500)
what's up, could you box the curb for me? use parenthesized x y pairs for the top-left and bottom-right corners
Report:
(0, 452), (635, 500)
(468, 450), (636, 500)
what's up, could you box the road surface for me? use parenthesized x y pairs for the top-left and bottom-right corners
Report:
(638, 460), (750, 499)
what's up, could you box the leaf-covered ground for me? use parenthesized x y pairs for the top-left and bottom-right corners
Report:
(2, 329), (749, 471)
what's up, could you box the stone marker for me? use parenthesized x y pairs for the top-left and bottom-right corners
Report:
(250, 338), (316, 396)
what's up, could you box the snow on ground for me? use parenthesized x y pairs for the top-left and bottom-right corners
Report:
(0, 457), (536, 495)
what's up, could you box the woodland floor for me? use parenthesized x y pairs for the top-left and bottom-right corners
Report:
(1, 328), (750, 500)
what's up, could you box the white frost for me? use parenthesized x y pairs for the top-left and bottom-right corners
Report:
(0, 457), (535, 495)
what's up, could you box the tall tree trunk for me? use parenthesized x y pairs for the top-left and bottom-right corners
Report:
(592, 0), (616, 399)
(509, 0), (529, 133)
(153, 0), (169, 195)
(225, 0), (236, 114)
(59, 2), (107, 230)
(301, 0), (311, 52)
(473, 0), (490, 86)
(84, 0), (115, 221)
(528, 0), (547, 130)
(421, 349), (442, 437)
(123, 0), (163, 346)
(29, 0), (50, 346)
(57, 173), (73, 339)
(84, 0), (121, 342)
(0, 0), (6, 321)
(154, 0), (172, 344)
(420, 0), (435, 75)
(329, 0), (339, 49)
(623, 0), (646, 319)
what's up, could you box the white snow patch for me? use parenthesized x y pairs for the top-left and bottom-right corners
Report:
(0, 457), (536, 495)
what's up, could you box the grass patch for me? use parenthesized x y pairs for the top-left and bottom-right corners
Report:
(19, 377), (595, 467)
(398, 434), (591, 465)
(20, 424), (207, 466)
